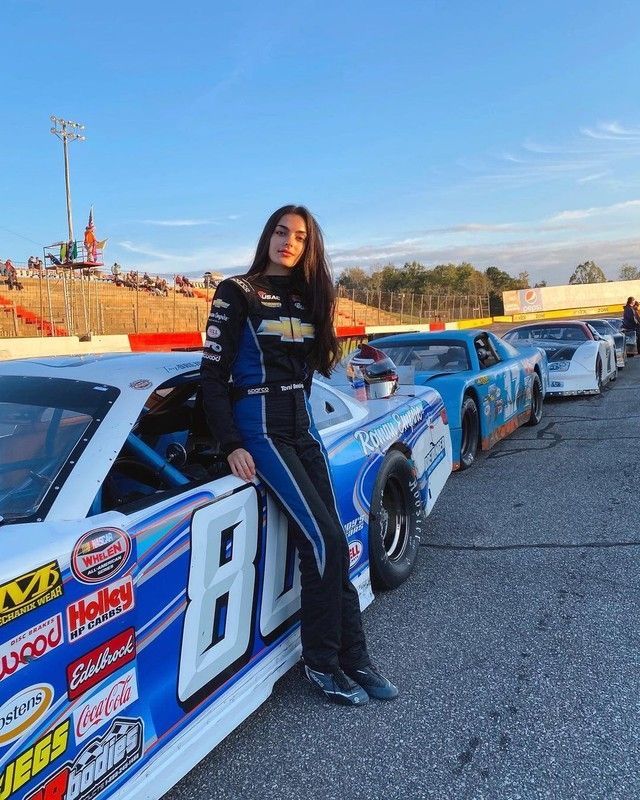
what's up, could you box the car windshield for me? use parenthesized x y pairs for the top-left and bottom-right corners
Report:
(0, 376), (119, 523)
(377, 342), (470, 372)
(505, 326), (588, 342)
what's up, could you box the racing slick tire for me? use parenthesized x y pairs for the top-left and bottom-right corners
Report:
(595, 355), (603, 393)
(368, 449), (422, 590)
(459, 396), (479, 470)
(526, 373), (544, 426)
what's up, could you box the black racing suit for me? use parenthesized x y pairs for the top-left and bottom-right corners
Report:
(200, 272), (370, 673)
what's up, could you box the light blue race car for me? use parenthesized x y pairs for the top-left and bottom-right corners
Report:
(372, 330), (548, 470)
(0, 351), (451, 800)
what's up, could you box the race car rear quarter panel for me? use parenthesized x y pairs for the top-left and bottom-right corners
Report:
(0, 392), (451, 800)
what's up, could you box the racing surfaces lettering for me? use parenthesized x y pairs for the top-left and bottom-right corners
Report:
(66, 628), (136, 701)
(66, 576), (134, 642)
(25, 717), (144, 800)
(73, 669), (138, 743)
(0, 613), (64, 682)
(0, 684), (54, 746)
(208, 312), (229, 323)
(354, 403), (425, 456)
(0, 562), (63, 627)
(0, 719), (69, 799)
(71, 529), (131, 585)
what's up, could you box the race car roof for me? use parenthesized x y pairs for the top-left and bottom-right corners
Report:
(0, 352), (203, 394)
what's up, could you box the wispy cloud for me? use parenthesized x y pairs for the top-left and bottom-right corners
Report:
(142, 219), (217, 227)
(580, 121), (640, 141)
(548, 199), (640, 222)
(118, 241), (199, 261)
(577, 171), (610, 184)
(141, 214), (240, 227)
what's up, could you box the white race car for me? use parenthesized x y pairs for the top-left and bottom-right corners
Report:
(583, 317), (627, 369)
(503, 321), (617, 396)
(0, 351), (451, 800)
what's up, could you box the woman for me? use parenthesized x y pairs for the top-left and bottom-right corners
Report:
(200, 205), (397, 706)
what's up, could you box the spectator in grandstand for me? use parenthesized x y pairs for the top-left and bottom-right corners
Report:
(623, 297), (636, 330)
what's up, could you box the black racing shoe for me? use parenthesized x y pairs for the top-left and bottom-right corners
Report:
(345, 665), (399, 700)
(304, 665), (369, 706)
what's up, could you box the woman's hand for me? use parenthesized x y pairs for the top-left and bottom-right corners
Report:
(227, 448), (256, 481)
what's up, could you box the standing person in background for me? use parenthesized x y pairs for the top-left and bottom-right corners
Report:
(200, 205), (398, 707)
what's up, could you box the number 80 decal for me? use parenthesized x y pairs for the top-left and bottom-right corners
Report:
(178, 485), (301, 706)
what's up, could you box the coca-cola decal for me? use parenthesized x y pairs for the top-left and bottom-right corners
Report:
(0, 613), (64, 682)
(73, 668), (138, 743)
(71, 528), (131, 585)
(66, 575), (135, 642)
(66, 628), (136, 701)
(25, 716), (144, 800)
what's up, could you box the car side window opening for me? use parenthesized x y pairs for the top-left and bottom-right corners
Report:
(91, 378), (230, 516)
(474, 335), (500, 369)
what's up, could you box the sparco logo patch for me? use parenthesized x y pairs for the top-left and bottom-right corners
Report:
(25, 717), (143, 800)
(66, 628), (136, 701)
(73, 669), (138, 742)
(66, 576), (134, 642)
(0, 613), (64, 682)
(71, 529), (131, 585)
(0, 561), (63, 627)
(1, 720), (69, 799)
(0, 684), (54, 745)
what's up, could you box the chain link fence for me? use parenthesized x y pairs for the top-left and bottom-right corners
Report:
(336, 287), (490, 327)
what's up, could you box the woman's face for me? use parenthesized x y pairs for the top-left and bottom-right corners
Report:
(268, 213), (307, 270)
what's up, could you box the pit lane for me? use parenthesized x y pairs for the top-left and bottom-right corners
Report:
(165, 355), (640, 800)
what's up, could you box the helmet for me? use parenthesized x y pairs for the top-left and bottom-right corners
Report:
(347, 343), (398, 399)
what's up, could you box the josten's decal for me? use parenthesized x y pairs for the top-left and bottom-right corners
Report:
(0, 684), (54, 745)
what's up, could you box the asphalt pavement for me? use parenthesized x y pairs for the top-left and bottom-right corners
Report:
(165, 357), (640, 800)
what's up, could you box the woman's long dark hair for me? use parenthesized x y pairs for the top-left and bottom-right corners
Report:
(247, 205), (340, 376)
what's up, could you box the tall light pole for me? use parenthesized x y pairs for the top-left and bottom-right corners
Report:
(50, 116), (85, 243)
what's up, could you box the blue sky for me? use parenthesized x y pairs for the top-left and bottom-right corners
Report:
(3, 0), (640, 284)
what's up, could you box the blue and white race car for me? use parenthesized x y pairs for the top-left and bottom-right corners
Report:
(0, 351), (451, 800)
(369, 330), (548, 470)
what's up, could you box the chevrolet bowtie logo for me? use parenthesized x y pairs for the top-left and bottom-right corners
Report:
(257, 317), (315, 342)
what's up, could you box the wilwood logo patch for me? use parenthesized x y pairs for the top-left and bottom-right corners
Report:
(0, 613), (64, 682)
(24, 717), (143, 800)
(0, 562), (63, 627)
(66, 628), (136, 701)
(71, 528), (131, 585)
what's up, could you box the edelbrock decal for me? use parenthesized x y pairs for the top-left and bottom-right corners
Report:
(0, 684), (54, 745)
(0, 613), (64, 682)
(66, 576), (134, 642)
(66, 628), (136, 701)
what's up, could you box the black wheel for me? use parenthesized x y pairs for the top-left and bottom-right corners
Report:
(459, 396), (479, 470)
(526, 373), (543, 426)
(368, 449), (422, 590)
(595, 355), (603, 393)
